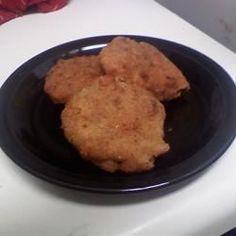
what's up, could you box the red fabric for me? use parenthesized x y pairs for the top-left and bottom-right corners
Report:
(0, 0), (68, 24)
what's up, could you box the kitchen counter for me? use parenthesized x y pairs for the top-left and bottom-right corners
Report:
(0, 1), (235, 235)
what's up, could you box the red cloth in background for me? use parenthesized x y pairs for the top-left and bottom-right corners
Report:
(0, 0), (68, 24)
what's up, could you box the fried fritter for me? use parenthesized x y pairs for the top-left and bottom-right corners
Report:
(100, 37), (190, 101)
(61, 75), (169, 173)
(44, 55), (103, 104)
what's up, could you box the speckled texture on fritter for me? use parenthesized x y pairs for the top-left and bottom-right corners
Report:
(61, 76), (169, 173)
(44, 55), (103, 103)
(100, 37), (190, 101)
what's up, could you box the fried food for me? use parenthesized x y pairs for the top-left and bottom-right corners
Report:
(61, 75), (169, 173)
(44, 55), (103, 103)
(43, 36), (192, 173)
(100, 37), (190, 101)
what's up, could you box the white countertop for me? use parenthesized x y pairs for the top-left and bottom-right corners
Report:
(0, 1), (236, 235)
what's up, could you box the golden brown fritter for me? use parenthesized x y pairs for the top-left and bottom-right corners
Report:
(44, 55), (103, 104)
(100, 37), (148, 75)
(140, 42), (190, 100)
(61, 75), (169, 173)
(100, 37), (190, 101)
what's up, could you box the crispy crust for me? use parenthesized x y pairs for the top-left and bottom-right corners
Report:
(44, 55), (103, 103)
(61, 76), (169, 173)
(100, 37), (190, 101)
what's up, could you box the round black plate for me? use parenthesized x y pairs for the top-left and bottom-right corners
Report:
(0, 35), (236, 193)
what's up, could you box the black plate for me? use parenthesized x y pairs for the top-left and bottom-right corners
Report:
(0, 35), (236, 193)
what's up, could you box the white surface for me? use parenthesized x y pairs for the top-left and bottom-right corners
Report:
(0, 0), (236, 235)
(156, 0), (236, 52)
